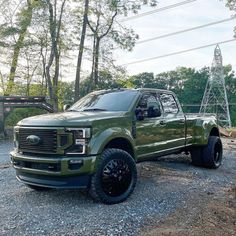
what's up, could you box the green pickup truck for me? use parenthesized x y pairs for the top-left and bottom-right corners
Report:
(11, 89), (223, 204)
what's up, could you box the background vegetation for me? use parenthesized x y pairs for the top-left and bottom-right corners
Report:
(5, 65), (236, 126)
(0, 0), (235, 127)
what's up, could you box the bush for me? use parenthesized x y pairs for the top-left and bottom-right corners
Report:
(5, 108), (46, 127)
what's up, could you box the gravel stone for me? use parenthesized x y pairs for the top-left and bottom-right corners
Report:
(0, 138), (235, 236)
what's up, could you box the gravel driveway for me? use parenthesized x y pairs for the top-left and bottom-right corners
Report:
(0, 138), (235, 236)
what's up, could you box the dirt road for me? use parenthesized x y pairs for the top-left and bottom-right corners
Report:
(0, 138), (235, 236)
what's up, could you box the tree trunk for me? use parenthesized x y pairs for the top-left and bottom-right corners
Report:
(74, 0), (89, 102)
(0, 102), (5, 138)
(40, 44), (47, 95)
(94, 38), (100, 86)
(46, 0), (57, 110)
(0, 71), (5, 94)
(4, 0), (33, 95)
(45, 0), (66, 112)
(87, 9), (117, 88)
(88, 34), (96, 92)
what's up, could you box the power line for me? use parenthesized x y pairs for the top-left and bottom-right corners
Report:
(119, 0), (198, 22)
(182, 103), (236, 107)
(120, 39), (236, 66)
(136, 16), (236, 45)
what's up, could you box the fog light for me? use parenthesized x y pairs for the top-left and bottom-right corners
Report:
(69, 160), (83, 164)
(68, 160), (83, 170)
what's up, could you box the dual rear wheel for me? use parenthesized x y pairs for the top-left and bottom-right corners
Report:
(92, 136), (223, 205)
(191, 136), (223, 169)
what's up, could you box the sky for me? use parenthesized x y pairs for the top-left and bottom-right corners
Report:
(114, 0), (236, 75)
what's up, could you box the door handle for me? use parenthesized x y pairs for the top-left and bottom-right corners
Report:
(160, 120), (166, 126)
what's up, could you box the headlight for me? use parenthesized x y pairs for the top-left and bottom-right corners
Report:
(66, 128), (91, 139)
(13, 126), (19, 150)
(65, 128), (91, 155)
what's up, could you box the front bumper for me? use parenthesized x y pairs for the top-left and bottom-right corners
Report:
(16, 171), (91, 189)
(10, 150), (99, 189)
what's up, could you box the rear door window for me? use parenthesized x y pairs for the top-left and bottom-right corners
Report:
(159, 93), (179, 114)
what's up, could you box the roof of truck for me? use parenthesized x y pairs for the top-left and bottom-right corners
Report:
(136, 88), (176, 94)
(92, 88), (175, 93)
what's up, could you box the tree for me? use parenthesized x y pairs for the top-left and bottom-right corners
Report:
(129, 72), (155, 88)
(79, 69), (123, 97)
(74, 0), (157, 100)
(87, 0), (157, 88)
(87, 0), (118, 86)
(0, 71), (5, 95)
(224, 65), (236, 126)
(179, 67), (209, 113)
(74, 0), (89, 102)
(44, 0), (67, 111)
(1, 0), (36, 95)
(223, 0), (236, 37)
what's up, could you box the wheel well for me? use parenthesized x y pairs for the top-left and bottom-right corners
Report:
(210, 127), (220, 137)
(105, 138), (135, 158)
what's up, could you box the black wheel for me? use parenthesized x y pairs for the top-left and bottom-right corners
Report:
(26, 184), (51, 191)
(89, 148), (137, 204)
(190, 147), (204, 166)
(202, 136), (223, 169)
(190, 136), (223, 169)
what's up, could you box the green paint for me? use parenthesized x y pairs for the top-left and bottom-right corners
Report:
(11, 89), (219, 188)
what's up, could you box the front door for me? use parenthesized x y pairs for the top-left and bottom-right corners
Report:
(135, 93), (167, 160)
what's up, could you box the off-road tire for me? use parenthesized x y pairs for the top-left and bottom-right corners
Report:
(89, 148), (137, 204)
(202, 136), (223, 168)
(190, 147), (204, 166)
(191, 136), (223, 169)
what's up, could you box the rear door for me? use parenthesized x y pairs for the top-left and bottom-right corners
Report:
(158, 92), (186, 149)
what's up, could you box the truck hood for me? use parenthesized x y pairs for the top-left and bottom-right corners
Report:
(17, 111), (127, 127)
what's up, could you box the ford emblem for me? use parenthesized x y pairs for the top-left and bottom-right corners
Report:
(26, 135), (41, 146)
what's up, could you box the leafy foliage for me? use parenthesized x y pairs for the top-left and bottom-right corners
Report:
(0, 1), (235, 129)
(5, 108), (46, 126)
(223, 0), (236, 37)
(3, 65), (236, 127)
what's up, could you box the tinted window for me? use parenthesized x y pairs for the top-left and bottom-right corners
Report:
(159, 93), (179, 114)
(138, 94), (158, 109)
(137, 93), (162, 118)
(69, 90), (138, 112)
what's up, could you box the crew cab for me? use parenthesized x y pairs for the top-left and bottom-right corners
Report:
(10, 89), (223, 204)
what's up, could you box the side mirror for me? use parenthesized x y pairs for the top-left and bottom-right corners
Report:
(63, 104), (71, 111)
(147, 106), (161, 118)
(135, 108), (144, 121)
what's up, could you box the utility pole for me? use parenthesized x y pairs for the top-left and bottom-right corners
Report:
(200, 45), (231, 128)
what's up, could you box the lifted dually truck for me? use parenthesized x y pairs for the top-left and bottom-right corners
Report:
(10, 89), (223, 204)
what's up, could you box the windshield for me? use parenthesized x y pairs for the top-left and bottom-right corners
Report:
(69, 90), (138, 112)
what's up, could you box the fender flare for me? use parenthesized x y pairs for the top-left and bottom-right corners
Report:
(90, 128), (136, 160)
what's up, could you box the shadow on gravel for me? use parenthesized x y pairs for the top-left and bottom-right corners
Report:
(21, 186), (93, 204)
(138, 154), (193, 175)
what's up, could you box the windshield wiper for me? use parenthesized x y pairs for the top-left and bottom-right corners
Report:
(82, 108), (107, 112)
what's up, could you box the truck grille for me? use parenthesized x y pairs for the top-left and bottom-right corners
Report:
(19, 128), (57, 154)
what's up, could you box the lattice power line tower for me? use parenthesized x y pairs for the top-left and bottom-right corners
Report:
(200, 45), (231, 127)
